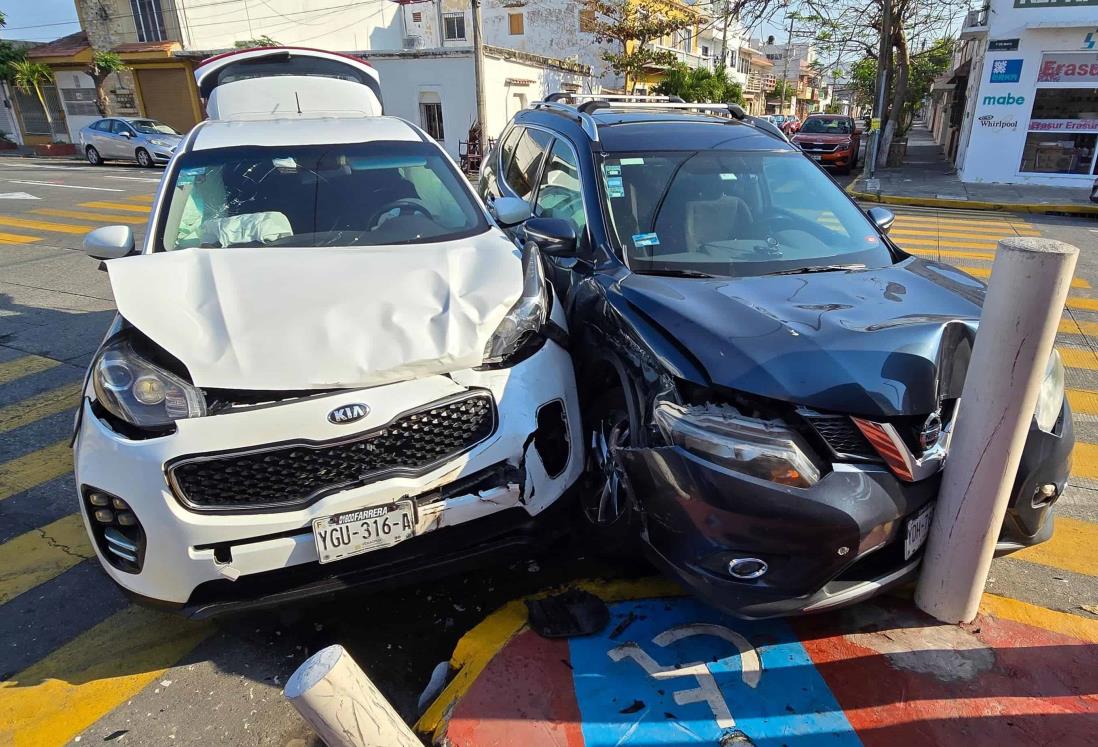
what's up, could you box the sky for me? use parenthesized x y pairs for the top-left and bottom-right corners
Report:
(1, 1), (82, 43)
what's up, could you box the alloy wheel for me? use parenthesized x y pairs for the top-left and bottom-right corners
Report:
(584, 414), (630, 526)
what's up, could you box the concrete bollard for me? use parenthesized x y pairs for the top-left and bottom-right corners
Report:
(915, 237), (1078, 624)
(285, 644), (421, 747)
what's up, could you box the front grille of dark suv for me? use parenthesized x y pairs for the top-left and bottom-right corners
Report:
(168, 392), (496, 513)
(802, 413), (880, 461)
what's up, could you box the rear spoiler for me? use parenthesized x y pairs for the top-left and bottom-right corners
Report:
(194, 47), (383, 121)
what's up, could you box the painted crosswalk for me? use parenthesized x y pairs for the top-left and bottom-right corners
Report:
(0, 193), (151, 248)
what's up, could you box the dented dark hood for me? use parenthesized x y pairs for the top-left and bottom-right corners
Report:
(619, 258), (985, 418)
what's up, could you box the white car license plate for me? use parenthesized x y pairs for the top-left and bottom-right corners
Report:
(313, 501), (415, 564)
(812, 155), (823, 161)
(904, 504), (934, 560)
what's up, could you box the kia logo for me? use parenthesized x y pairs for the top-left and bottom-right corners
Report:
(328, 403), (370, 425)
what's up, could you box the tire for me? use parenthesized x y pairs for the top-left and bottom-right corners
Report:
(85, 146), (102, 166)
(136, 148), (154, 168)
(580, 386), (639, 556)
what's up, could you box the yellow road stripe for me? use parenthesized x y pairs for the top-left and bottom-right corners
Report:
(1067, 388), (1098, 416)
(1060, 317), (1098, 337)
(0, 606), (210, 747)
(0, 514), (93, 605)
(906, 248), (996, 263)
(1072, 442), (1098, 480)
(891, 227), (1041, 241)
(1014, 516), (1098, 577)
(0, 230), (43, 243)
(0, 441), (72, 502)
(78, 201), (150, 214)
(1066, 296), (1098, 313)
(1059, 346), (1098, 370)
(980, 593), (1098, 643)
(128, 194), (155, 203)
(31, 208), (147, 224)
(959, 265), (1091, 289)
(893, 217), (1034, 230)
(0, 355), (59, 385)
(895, 237), (1000, 250)
(0, 383), (82, 434)
(0, 216), (94, 235)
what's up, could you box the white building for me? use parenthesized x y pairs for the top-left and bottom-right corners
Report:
(956, 0), (1098, 186)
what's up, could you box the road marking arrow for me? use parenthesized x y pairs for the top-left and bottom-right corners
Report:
(0, 192), (39, 200)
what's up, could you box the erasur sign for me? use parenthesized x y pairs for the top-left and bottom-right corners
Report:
(1037, 53), (1098, 83)
(1015, 0), (1098, 6)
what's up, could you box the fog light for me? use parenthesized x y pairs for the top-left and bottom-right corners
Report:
(117, 512), (137, 527)
(88, 492), (110, 507)
(94, 509), (114, 523)
(111, 497), (129, 510)
(1032, 483), (1059, 508)
(728, 557), (768, 579)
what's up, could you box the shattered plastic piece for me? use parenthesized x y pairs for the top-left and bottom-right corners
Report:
(525, 589), (610, 639)
(619, 700), (645, 714)
(417, 661), (451, 713)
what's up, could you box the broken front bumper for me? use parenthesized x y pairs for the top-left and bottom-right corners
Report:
(74, 339), (583, 614)
(617, 407), (1073, 619)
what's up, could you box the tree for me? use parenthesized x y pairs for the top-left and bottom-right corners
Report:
(0, 41), (26, 83)
(767, 79), (794, 101)
(11, 60), (57, 138)
(583, 0), (697, 92)
(654, 62), (744, 103)
(86, 51), (126, 117)
(233, 36), (280, 49)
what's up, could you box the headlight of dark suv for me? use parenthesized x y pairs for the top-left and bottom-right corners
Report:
(92, 337), (205, 429)
(654, 400), (821, 488)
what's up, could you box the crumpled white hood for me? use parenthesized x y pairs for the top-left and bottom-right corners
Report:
(107, 237), (522, 390)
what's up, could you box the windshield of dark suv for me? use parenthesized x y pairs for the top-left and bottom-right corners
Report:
(158, 141), (487, 250)
(800, 118), (852, 135)
(599, 151), (892, 277)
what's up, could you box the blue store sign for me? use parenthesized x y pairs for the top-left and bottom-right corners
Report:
(990, 59), (1023, 83)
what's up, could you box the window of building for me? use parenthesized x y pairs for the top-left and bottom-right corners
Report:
(130, 0), (166, 43)
(579, 8), (596, 32)
(13, 84), (64, 136)
(61, 87), (98, 116)
(509, 13), (524, 35)
(701, 45), (710, 57)
(443, 12), (466, 41)
(419, 94), (445, 141)
(1019, 87), (1098, 175)
(411, 11), (422, 22)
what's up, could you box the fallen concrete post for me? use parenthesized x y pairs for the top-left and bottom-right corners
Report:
(916, 236), (1078, 624)
(285, 644), (421, 747)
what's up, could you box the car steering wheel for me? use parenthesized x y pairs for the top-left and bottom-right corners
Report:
(369, 198), (434, 228)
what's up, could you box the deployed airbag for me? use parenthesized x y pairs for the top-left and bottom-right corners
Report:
(200, 212), (293, 247)
(107, 239), (522, 390)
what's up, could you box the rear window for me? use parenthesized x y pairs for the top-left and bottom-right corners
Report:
(157, 141), (488, 251)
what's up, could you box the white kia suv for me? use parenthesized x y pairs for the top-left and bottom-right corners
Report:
(73, 49), (583, 615)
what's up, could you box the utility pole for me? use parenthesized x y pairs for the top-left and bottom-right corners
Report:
(471, 0), (488, 154)
(720, 0), (730, 71)
(781, 11), (794, 117)
(867, 0), (892, 176)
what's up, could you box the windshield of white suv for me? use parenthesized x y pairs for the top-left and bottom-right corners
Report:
(131, 120), (179, 136)
(800, 118), (852, 135)
(599, 151), (893, 278)
(158, 141), (487, 250)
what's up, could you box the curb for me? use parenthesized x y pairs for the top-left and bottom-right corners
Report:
(847, 179), (1098, 217)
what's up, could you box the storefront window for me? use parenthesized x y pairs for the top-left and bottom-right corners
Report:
(1019, 133), (1096, 174)
(1020, 88), (1098, 174)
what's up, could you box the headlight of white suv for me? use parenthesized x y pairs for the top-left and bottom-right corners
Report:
(654, 401), (821, 488)
(482, 245), (548, 365)
(92, 338), (205, 428)
(1034, 349), (1065, 433)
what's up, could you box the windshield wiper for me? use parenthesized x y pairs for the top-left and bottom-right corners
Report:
(767, 263), (866, 276)
(636, 268), (715, 278)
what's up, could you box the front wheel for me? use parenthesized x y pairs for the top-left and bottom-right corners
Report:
(580, 388), (638, 555)
(135, 148), (154, 168)
(85, 146), (102, 165)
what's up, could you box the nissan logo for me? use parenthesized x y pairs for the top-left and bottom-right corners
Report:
(328, 403), (370, 425)
(919, 412), (943, 450)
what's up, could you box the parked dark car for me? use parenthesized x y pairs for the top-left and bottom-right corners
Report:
(793, 114), (860, 174)
(480, 95), (1073, 619)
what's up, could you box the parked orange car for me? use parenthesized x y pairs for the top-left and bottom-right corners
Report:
(792, 114), (860, 174)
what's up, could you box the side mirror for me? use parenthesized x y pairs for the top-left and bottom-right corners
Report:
(490, 196), (532, 228)
(524, 217), (577, 257)
(119, 130), (132, 138)
(867, 207), (895, 235)
(84, 225), (135, 260)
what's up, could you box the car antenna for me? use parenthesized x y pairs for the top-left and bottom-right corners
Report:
(295, 91), (302, 115)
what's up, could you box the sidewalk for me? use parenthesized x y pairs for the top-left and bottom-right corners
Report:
(416, 578), (1098, 746)
(849, 126), (1098, 216)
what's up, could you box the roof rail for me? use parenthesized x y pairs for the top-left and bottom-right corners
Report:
(530, 99), (600, 141)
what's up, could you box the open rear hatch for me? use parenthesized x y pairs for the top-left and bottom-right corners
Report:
(195, 47), (383, 121)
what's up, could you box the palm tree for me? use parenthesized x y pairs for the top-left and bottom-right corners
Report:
(11, 59), (58, 138)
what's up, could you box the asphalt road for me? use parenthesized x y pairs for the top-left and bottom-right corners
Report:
(0, 156), (1095, 745)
